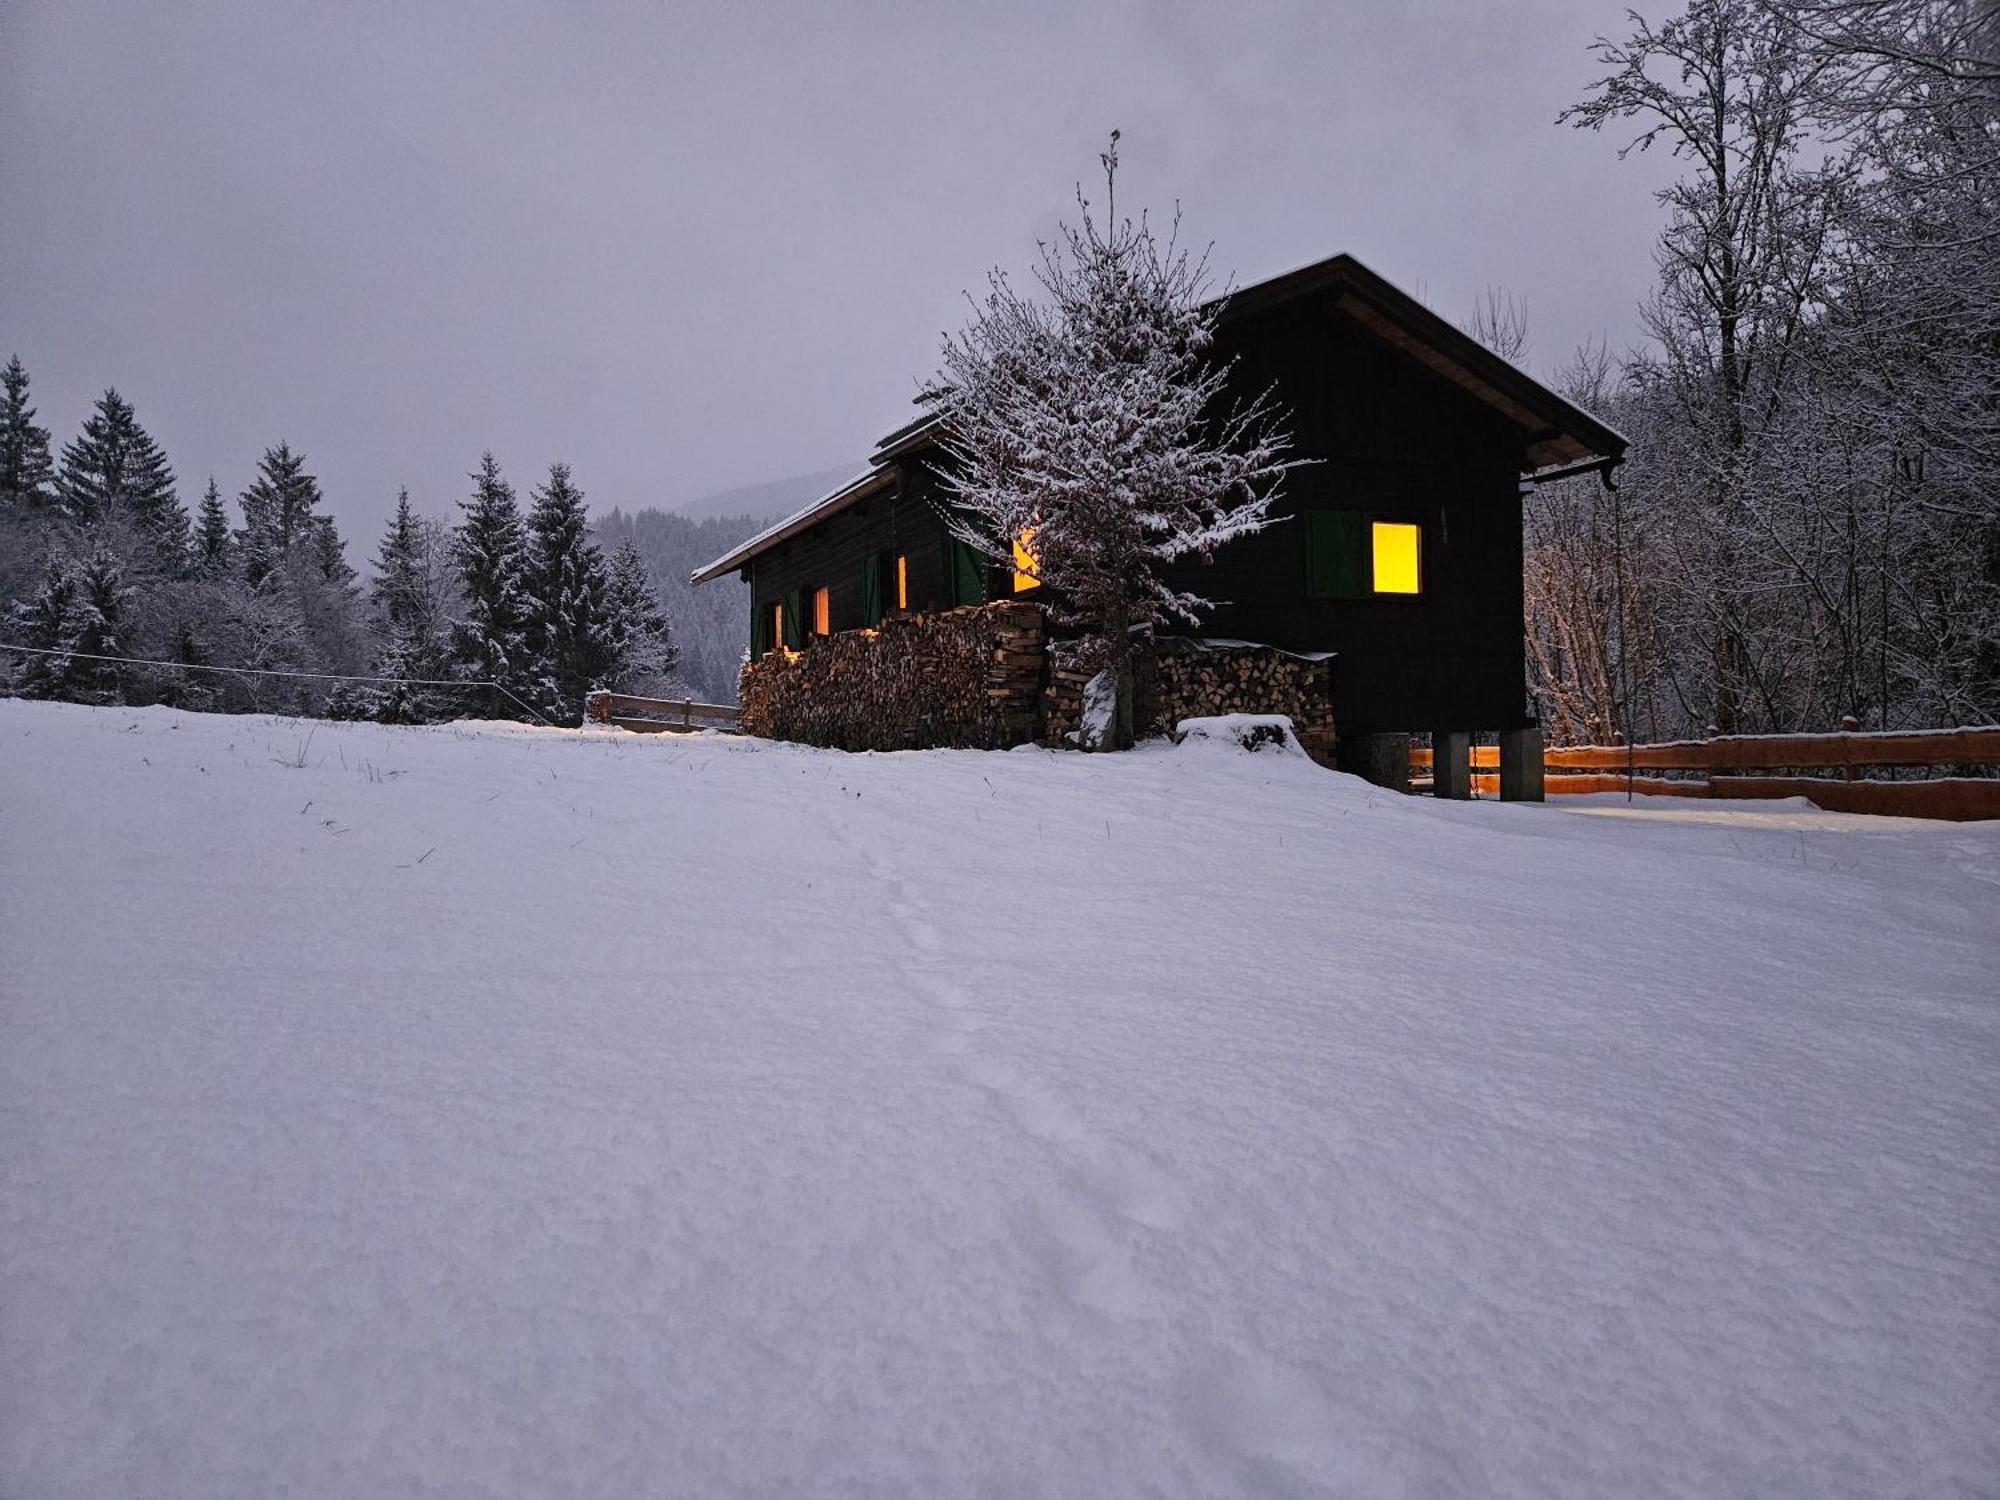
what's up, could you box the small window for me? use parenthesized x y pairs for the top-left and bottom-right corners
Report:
(895, 554), (909, 611)
(1372, 522), (1421, 594)
(811, 586), (831, 636)
(769, 600), (786, 652)
(1011, 527), (1041, 593)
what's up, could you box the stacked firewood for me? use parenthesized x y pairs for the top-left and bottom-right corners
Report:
(739, 601), (1045, 750)
(1042, 639), (1337, 761)
(1144, 645), (1336, 760)
(1039, 639), (1108, 747)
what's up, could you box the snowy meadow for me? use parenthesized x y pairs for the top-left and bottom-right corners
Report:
(2, 700), (1996, 1497)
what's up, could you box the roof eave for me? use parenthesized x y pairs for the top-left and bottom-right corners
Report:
(689, 467), (898, 585)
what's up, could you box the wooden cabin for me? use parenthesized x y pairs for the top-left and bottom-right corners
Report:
(692, 253), (1626, 784)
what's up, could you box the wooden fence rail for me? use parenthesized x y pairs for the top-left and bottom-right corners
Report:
(1411, 726), (2000, 821)
(583, 690), (742, 735)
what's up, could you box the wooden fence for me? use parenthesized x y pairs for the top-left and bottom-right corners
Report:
(583, 690), (742, 735)
(1411, 726), (2000, 821)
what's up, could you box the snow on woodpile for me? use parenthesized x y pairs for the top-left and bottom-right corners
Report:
(1172, 712), (1307, 755)
(2, 699), (1996, 1498)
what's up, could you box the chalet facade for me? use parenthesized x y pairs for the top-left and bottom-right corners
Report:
(692, 254), (1626, 789)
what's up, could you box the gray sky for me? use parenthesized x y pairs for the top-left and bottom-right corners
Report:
(2, 0), (1676, 550)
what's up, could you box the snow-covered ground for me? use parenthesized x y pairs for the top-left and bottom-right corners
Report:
(2, 700), (1995, 1498)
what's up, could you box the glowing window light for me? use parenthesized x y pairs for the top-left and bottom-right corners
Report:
(1012, 528), (1041, 592)
(1371, 522), (1421, 594)
(895, 555), (909, 611)
(812, 586), (831, 635)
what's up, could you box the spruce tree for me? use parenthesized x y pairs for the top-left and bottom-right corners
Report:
(0, 356), (57, 511)
(236, 442), (326, 587)
(57, 547), (130, 702)
(194, 478), (231, 574)
(366, 488), (448, 720)
(448, 452), (532, 718)
(372, 487), (426, 633)
(524, 461), (613, 716)
(10, 558), (79, 697)
(58, 390), (182, 541)
(312, 514), (358, 590)
(604, 539), (677, 687)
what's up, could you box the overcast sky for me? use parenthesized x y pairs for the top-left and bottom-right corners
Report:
(2, 1), (1677, 549)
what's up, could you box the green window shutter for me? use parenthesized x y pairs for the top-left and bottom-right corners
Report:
(750, 601), (768, 661)
(783, 590), (805, 650)
(1305, 510), (1366, 599)
(951, 538), (988, 606)
(861, 554), (883, 627)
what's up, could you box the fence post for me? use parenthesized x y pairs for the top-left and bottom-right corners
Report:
(584, 690), (611, 726)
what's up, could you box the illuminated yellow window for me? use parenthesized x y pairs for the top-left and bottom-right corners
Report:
(1371, 522), (1421, 594)
(1011, 527), (1041, 592)
(811, 586), (831, 636)
(895, 554), (909, 611)
(769, 601), (785, 650)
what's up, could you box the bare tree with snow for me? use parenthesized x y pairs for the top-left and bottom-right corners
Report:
(928, 133), (1296, 749)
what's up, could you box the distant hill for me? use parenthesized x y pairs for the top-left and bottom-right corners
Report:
(593, 466), (860, 704)
(671, 465), (859, 525)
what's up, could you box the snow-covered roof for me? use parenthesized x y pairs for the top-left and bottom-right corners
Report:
(693, 251), (1631, 587)
(689, 467), (896, 586)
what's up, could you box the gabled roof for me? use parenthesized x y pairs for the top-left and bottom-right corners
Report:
(690, 467), (895, 585)
(1244, 254), (1628, 472)
(692, 252), (1627, 586)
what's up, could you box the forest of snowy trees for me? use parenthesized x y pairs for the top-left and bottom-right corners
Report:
(1523, 0), (1997, 741)
(0, 371), (685, 724)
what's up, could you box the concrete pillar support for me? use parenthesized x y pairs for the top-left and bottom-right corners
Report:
(1432, 730), (1472, 800)
(1500, 724), (1545, 802)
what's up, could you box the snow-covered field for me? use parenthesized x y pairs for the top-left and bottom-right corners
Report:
(3, 699), (1996, 1498)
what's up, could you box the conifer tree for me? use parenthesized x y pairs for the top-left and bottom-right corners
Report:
(604, 539), (677, 687)
(235, 442), (325, 587)
(18, 547), (132, 703)
(312, 515), (358, 590)
(10, 558), (79, 697)
(524, 461), (614, 716)
(448, 452), (533, 718)
(58, 390), (182, 542)
(373, 487), (426, 632)
(0, 356), (57, 511)
(364, 489), (454, 721)
(194, 478), (231, 574)
(67, 547), (131, 701)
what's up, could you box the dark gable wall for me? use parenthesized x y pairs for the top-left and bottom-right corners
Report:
(750, 283), (1535, 733)
(1167, 288), (1532, 733)
(747, 464), (956, 637)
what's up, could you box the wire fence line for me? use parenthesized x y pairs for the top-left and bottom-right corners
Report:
(0, 642), (558, 726)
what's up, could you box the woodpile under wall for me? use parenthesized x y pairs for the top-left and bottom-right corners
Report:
(740, 603), (1337, 759)
(738, 601), (1045, 750)
(1042, 637), (1338, 763)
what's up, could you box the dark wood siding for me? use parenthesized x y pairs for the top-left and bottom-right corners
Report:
(1156, 287), (1532, 731)
(747, 465), (959, 639)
